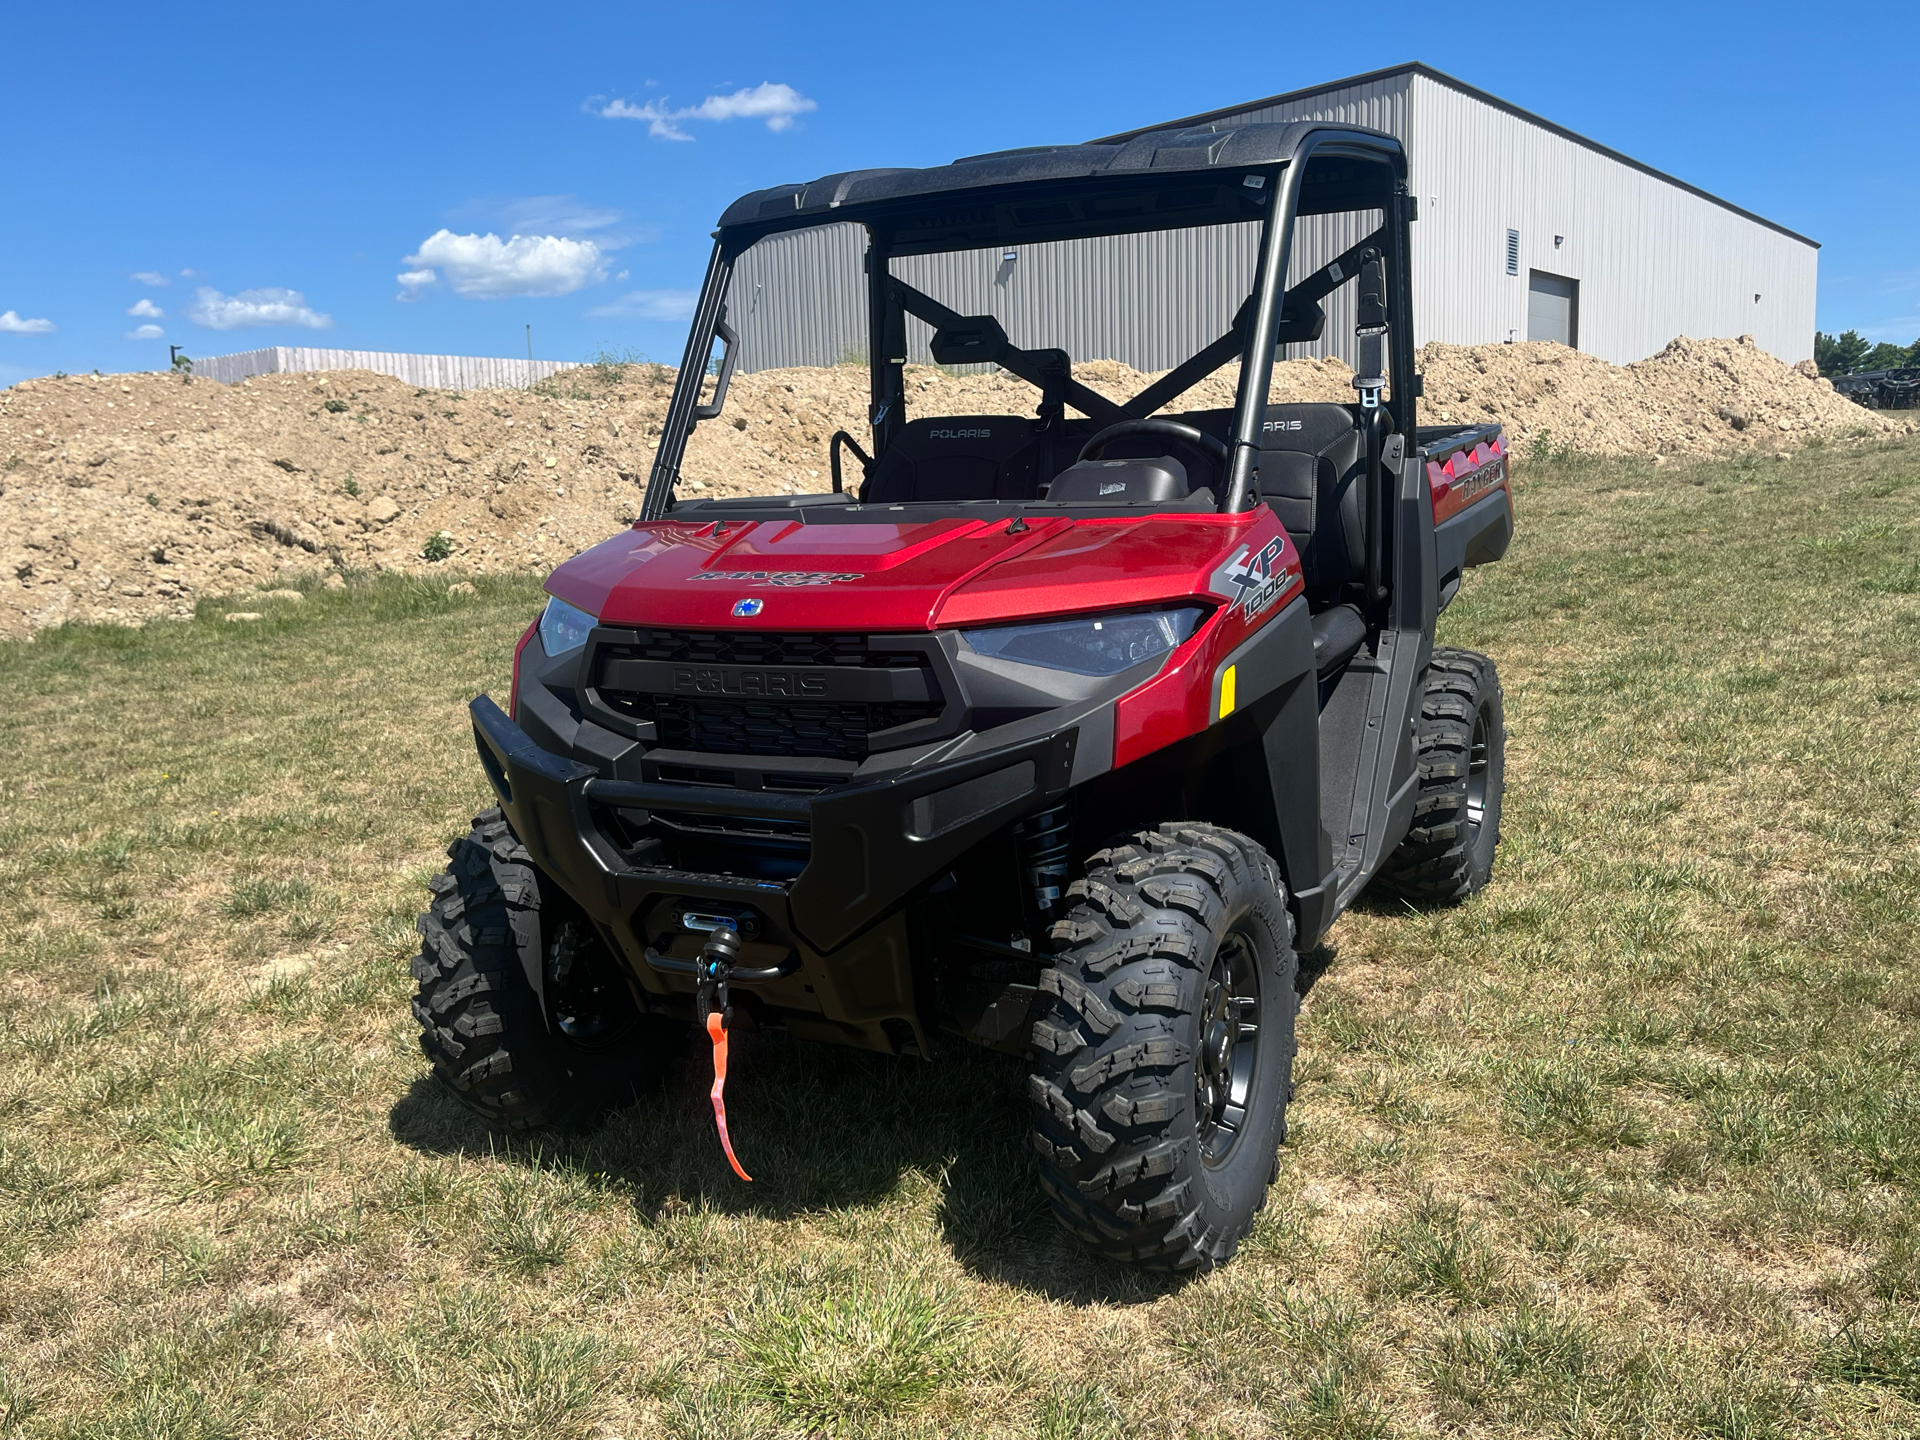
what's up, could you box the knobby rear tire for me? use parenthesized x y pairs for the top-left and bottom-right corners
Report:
(1028, 823), (1298, 1271)
(411, 808), (683, 1131)
(1373, 648), (1506, 906)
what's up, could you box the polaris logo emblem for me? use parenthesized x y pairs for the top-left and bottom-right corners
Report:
(928, 428), (991, 439)
(1262, 419), (1304, 432)
(675, 666), (827, 697)
(731, 598), (764, 617)
(1098, 481), (1127, 495)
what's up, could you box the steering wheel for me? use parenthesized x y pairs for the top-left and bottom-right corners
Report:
(1078, 418), (1231, 470)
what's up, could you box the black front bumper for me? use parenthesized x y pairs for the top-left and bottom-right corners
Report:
(471, 695), (1076, 1044)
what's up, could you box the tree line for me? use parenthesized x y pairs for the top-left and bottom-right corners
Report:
(1815, 330), (1920, 376)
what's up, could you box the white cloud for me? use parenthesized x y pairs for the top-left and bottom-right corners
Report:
(394, 268), (437, 302)
(126, 323), (164, 340)
(689, 82), (816, 130)
(127, 298), (164, 318)
(186, 286), (333, 331)
(130, 271), (169, 287)
(593, 82), (816, 141)
(586, 289), (699, 321)
(179, 268), (198, 278)
(0, 311), (55, 335)
(401, 230), (607, 299)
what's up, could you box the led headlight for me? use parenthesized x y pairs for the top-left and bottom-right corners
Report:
(538, 596), (598, 657)
(961, 606), (1206, 677)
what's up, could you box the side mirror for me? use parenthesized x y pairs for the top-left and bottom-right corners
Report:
(1272, 297), (1326, 348)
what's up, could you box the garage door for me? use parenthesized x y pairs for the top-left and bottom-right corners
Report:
(1527, 271), (1579, 347)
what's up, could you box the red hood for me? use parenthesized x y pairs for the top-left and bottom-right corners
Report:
(546, 511), (1265, 632)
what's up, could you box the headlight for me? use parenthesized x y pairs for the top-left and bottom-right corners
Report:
(538, 596), (598, 657)
(961, 607), (1206, 676)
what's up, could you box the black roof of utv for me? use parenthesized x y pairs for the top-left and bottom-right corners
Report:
(717, 121), (1408, 253)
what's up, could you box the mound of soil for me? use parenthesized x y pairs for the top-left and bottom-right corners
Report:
(0, 339), (1904, 639)
(1417, 335), (1899, 458)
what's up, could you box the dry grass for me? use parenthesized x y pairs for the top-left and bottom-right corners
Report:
(2, 434), (1918, 1437)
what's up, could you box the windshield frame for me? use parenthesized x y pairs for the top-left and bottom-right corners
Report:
(642, 132), (1412, 521)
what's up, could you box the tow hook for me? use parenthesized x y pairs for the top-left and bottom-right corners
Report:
(695, 926), (753, 1181)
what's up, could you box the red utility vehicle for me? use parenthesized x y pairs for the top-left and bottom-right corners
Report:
(413, 120), (1513, 1269)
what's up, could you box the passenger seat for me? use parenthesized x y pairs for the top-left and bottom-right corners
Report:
(1260, 403), (1369, 674)
(862, 417), (1047, 503)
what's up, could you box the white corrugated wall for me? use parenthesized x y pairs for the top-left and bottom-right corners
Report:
(711, 68), (1818, 379)
(187, 346), (582, 389)
(1407, 74), (1816, 364)
(727, 214), (1274, 375)
(892, 224), (1265, 372)
(728, 75), (1414, 377)
(731, 225), (871, 371)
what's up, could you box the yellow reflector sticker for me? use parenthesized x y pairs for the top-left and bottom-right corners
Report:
(1219, 664), (1237, 718)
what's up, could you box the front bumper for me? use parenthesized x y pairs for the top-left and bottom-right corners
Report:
(471, 695), (1078, 1046)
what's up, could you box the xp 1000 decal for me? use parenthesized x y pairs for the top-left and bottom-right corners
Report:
(1209, 536), (1302, 623)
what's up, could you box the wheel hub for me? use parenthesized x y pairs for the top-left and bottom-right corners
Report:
(1208, 1020), (1233, 1075)
(1466, 708), (1491, 838)
(1194, 930), (1262, 1167)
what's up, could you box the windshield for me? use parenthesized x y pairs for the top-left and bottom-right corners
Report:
(659, 183), (1392, 512)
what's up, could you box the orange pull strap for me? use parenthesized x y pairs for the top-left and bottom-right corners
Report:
(705, 1011), (752, 1181)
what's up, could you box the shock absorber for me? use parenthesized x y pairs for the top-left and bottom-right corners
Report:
(1014, 805), (1072, 918)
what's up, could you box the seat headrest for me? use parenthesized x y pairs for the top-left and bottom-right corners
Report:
(1261, 403), (1361, 456)
(887, 417), (1040, 461)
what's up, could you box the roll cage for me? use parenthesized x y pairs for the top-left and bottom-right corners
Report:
(640, 122), (1420, 522)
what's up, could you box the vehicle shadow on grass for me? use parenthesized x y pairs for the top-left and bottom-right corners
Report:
(387, 1032), (1190, 1306)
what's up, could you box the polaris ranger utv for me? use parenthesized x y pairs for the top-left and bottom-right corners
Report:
(413, 119), (1514, 1269)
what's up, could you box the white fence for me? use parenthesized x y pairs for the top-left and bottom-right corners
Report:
(186, 346), (582, 390)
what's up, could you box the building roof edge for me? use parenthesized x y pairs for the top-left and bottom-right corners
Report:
(1089, 61), (1819, 249)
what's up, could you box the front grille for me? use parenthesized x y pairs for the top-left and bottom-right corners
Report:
(591, 628), (943, 763)
(611, 695), (941, 760)
(601, 628), (921, 669)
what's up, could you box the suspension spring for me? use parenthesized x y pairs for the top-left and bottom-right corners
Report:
(1014, 804), (1072, 918)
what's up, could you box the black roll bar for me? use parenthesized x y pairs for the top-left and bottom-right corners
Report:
(1222, 163), (1301, 513)
(1224, 136), (1413, 513)
(866, 238), (904, 458)
(642, 240), (733, 521)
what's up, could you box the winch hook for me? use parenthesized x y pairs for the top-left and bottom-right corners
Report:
(695, 925), (752, 1181)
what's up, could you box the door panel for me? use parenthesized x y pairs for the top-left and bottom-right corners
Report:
(1527, 271), (1578, 347)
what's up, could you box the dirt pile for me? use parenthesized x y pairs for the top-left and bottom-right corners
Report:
(0, 339), (1904, 639)
(0, 356), (1352, 640)
(1418, 335), (1903, 458)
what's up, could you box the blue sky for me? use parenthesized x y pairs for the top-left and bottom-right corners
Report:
(3, 0), (1914, 385)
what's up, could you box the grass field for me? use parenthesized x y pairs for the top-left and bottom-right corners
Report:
(3, 434), (1919, 1439)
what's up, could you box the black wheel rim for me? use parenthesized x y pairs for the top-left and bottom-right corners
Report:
(1195, 929), (1261, 1167)
(547, 921), (637, 1048)
(1466, 707), (1492, 843)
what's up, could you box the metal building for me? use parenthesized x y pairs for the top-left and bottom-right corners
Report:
(729, 62), (1817, 375)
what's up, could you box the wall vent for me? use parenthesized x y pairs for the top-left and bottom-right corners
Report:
(1505, 229), (1520, 276)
